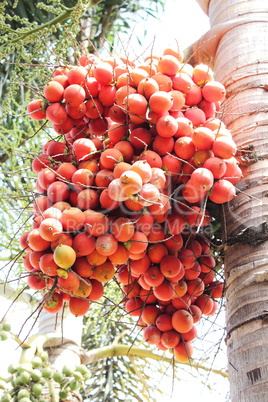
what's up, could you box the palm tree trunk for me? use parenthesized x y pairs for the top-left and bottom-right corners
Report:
(195, 1), (268, 400)
(38, 309), (83, 372)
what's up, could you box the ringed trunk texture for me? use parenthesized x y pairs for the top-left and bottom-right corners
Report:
(195, 1), (268, 401)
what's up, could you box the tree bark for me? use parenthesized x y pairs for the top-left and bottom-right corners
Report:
(195, 1), (268, 401)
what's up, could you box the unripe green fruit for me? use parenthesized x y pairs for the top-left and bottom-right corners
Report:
(14, 375), (23, 386)
(31, 368), (42, 382)
(2, 322), (11, 332)
(40, 351), (49, 362)
(10, 376), (16, 387)
(62, 365), (73, 377)
(59, 391), (69, 400)
(17, 363), (32, 373)
(8, 363), (18, 374)
(69, 380), (79, 391)
(17, 389), (30, 399)
(31, 382), (43, 397)
(53, 371), (64, 383)
(0, 393), (11, 402)
(17, 398), (31, 402)
(0, 379), (6, 389)
(41, 366), (53, 378)
(31, 356), (43, 368)
(75, 364), (89, 376)
(19, 371), (31, 384)
(73, 371), (83, 381)
(39, 376), (46, 385)
(0, 331), (9, 341)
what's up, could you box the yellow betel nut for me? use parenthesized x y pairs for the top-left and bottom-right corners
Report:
(53, 244), (76, 269)
(56, 268), (69, 279)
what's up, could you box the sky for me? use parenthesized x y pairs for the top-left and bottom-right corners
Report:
(115, 0), (211, 59)
(0, 1), (229, 401)
(143, 0), (210, 51)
